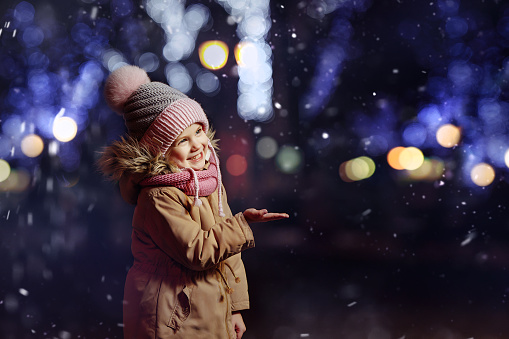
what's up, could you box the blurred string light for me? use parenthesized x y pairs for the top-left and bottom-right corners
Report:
(0, 0), (109, 193)
(143, 0), (274, 118)
(216, 0), (274, 121)
(144, 1), (210, 62)
(345, 0), (509, 188)
(144, 0), (211, 93)
(300, 1), (372, 120)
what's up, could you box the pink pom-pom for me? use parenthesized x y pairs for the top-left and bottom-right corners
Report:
(104, 65), (150, 114)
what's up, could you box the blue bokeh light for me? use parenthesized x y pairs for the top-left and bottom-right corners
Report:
(2, 115), (24, 138)
(7, 87), (30, 111)
(13, 1), (35, 23)
(445, 17), (469, 39)
(437, 0), (460, 15)
(28, 51), (50, 69)
(418, 105), (443, 131)
(402, 122), (428, 147)
(21, 25), (44, 47)
(71, 23), (93, 45)
(111, 0), (133, 18)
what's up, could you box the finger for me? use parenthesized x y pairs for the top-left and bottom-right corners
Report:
(262, 213), (289, 220)
(237, 325), (246, 338)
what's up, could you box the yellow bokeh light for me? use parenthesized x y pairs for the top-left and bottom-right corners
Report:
(406, 158), (444, 181)
(470, 163), (495, 187)
(436, 124), (461, 148)
(53, 116), (78, 142)
(505, 149), (509, 168)
(346, 158), (368, 181)
(234, 41), (258, 67)
(0, 159), (11, 182)
(399, 147), (424, 170)
(0, 168), (30, 192)
(199, 40), (229, 70)
(21, 134), (44, 158)
(339, 161), (354, 182)
(340, 156), (376, 182)
(387, 147), (405, 170)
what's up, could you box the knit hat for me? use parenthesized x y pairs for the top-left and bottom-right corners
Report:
(104, 65), (225, 216)
(104, 65), (209, 155)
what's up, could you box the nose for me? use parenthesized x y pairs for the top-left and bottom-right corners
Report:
(189, 136), (201, 150)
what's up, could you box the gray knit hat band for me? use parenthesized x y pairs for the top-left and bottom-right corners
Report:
(123, 82), (188, 140)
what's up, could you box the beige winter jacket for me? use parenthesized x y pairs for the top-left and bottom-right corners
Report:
(98, 137), (255, 339)
(123, 182), (254, 339)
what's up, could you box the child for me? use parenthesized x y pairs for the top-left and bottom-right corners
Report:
(98, 65), (288, 339)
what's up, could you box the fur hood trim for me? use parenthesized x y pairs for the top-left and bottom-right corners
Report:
(97, 135), (175, 181)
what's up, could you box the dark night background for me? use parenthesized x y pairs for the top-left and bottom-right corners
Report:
(1, 0), (509, 338)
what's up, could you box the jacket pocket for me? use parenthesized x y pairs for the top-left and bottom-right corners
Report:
(167, 284), (192, 330)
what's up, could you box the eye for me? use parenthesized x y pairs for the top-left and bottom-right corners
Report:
(177, 138), (187, 145)
(196, 127), (203, 135)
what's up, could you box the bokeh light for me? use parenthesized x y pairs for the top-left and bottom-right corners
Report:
(226, 154), (248, 176)
(20, 134), (44, 158)
(256, 136), (278, 159)
(505, 149), (509, 168)
(275, 146), (303, 174)
(399, 147), (424, 170)
(470, 163), (495, 187)
(0, 168), (31, 192)
(0, 160), (11, 182)
(340, 156), (376, 182)
(53, 117), (78, 142)
(402, 122), (427, 147)
(235, 41), (258, 67)
(404, 158), (445, 181)
(199, 40), (229, 70)
(165, 63), (192, 94)
(196, 70), (220, 95)
(436, 124), (461, 148)
(387, 147), (405, 170)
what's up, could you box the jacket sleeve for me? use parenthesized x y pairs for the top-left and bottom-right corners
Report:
(140, 188), (255, 271)
(225, 254), (249, 311)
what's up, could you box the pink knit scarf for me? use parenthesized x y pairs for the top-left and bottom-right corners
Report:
(139, 144), (224, 217)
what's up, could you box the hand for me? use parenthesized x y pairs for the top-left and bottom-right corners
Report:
(243, 208), (289, 224)
(231, 312), (246, 339)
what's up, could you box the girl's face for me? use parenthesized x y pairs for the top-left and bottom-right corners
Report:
(167, 123), (209, 171)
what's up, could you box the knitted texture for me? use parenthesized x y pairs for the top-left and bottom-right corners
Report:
(139, 144), (225, 216)
(104, 65), (150, 114)
(140, 155), (218, 196)
(139, 98), (209, 156)
(124, 82), (189, 140)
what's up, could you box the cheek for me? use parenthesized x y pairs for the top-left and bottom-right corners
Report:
(167, 149), (187, 164)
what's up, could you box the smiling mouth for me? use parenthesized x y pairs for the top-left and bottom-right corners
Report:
(188, 152), (203, 162)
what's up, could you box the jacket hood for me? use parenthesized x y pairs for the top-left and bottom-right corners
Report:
(98, 136), (175, 204)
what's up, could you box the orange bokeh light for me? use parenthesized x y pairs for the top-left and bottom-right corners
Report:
(387, 146), (405, 170)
